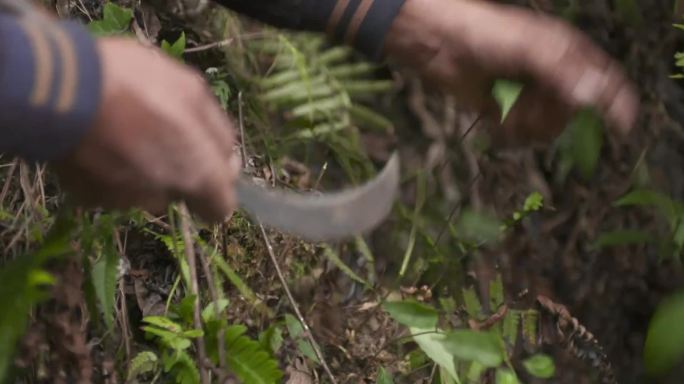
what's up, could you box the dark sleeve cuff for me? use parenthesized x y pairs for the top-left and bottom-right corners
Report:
(0, 14), (101, 162)
(321, 0), (406, 61)
(217, 0), (405, 61)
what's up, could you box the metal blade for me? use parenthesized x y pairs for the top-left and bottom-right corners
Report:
(236, 153), (400, 241)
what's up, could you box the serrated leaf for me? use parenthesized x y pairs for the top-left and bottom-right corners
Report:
(521, 310), (539, 347)
(492, 80), (523, 122)
(523, 192), (544, 212)
(644, 291), (684, 375)
(376, 367), (395, 384)
(161, 32), (186, 60)
(127, 351), (159, 381)
(523, 354), (555, 378)
(384, 300), (439, 329)
(91, 247), (119, 330)
(502, 311), (520, 347)
(441, 330), (504, 367)
(88, 2), (133, 36)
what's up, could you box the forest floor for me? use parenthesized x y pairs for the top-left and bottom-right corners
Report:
(3, 0), (684, 383)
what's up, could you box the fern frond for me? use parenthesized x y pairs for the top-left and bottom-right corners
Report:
(225, 325), (284, 384)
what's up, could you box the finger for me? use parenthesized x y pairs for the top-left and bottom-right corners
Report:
(181, 154), (238, 224)
(513, 18), (639, 135)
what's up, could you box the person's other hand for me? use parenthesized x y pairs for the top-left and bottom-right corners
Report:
(383, 0), (639, 145)
(54, 38), (240, 222)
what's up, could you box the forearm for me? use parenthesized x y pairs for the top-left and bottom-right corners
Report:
(214, 0), (406, 60)
(0, 14), (101, 162)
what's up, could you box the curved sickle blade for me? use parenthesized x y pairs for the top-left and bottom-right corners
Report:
(236, 153), (400, 242)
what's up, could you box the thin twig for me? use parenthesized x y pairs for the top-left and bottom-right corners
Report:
(179, 204), (210, 384)
(238, 92), (248, 166)
(185, 38), (235, 53)
(258, 224), (338, 384)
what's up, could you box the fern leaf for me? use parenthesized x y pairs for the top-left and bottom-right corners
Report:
(489, 274), (504, 310)
(522, 310), (539, 347)
(502, 310), (520, 347)
(91, 246), (120, 330)
(127, 351), (159, 381)
(462, 287), (483, 319)
(224, 325), (284, 384)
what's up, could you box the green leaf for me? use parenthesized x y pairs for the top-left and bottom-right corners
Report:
(496, 368), (521, 384)
(143, 316), (183, 333)
(376, 367), (395, 384)
(201, 299), (229, 323)
(492, 80), (523, 122)
(383, 300), (439, 329)
(225, 325), (284, 383)
(456, 209), (502, 243)
(284, 314), (319, 363)
(161, 32), (187, 60)
(91, 247), (120, 330)
(568, 109), (604, 180)
(644, 291), (684, 375)
(127, 351), (159, 381)
(615, 189), (682, 224)
(409, 327), (460, 382)
(322, 245), (369, 288)
(442, 330), (504, 367)
(523, 192), (544, 212)
(462, 287), (483, 319)
(259, 324), (284, 355)
(523, 354), (555, 378)
(489, 274), (504, 310)
(88, 2), (133, 36)
(594, 229), (654, 249)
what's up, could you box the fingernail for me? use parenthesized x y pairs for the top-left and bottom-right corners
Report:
(571, 67), (605, 105)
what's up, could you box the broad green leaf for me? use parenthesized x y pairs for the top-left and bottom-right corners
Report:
(644, 291), (684, 375)
(568, 109), (604, 180)
(492, 80), (523, 122)
(456, 209), (502, 243)
(615, 189), (682, 224)
(523, 354), (555, 378)
(496, 368), (521, 384)
(88, 2), (133, 36)
(127, 351), (159, 381)
(376, 367), (395, 384)
(182, 329), (204, 338)
(594, 229), (654, 249)
(442, 330), (504, 367)
(259, 324), (284, 355)
(410, 327), (460, 382)
(384, 300), (439, 329)
(91, 247), (119, 330)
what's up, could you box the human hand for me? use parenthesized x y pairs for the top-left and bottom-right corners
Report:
(383, 0), (638, 145)
(54, 38), (240, 222)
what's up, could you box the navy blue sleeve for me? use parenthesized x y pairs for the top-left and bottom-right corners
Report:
(0, 14), (101, 162)
(216, 0), (406, 60)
